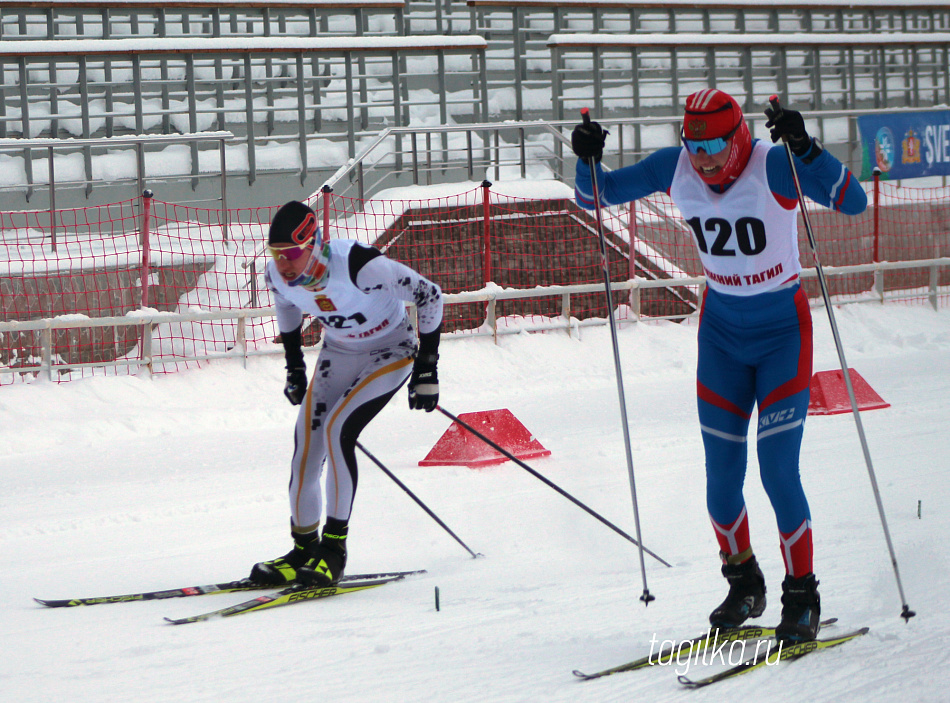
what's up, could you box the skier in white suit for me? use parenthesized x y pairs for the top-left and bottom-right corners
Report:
(249, 200), (443, 588)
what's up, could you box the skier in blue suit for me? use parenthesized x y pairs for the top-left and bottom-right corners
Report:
(572, 89), (867, 642)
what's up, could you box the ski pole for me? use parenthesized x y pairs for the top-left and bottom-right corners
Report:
(436, 405), (672, 568)
(768, 95), (915, 622)
(357, 441), (480, 559)
(579, 108), (656, 604)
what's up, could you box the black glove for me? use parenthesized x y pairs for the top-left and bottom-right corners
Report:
(408, 353), (439, 412)
(571, 120), (609, 162)
(284, 365), (308, 405)
(764, 105), (812, 157)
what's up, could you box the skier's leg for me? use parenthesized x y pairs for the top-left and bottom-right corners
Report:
(698, 294), (767, 627)
(754, 285), (814, 577)
(321, 351), (413, 522)
(250, 347), (349, 584)
(296, 349), (413, 587)
(753, 286), (821, 641)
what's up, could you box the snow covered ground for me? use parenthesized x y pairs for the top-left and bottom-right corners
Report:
(2, 300), (948, 703)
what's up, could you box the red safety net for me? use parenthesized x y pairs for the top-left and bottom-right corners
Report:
(142, 199), (281, 371)
(0, 199), (142, 379)
(1, 178), (948, 385)
(865, 180), (950, 298)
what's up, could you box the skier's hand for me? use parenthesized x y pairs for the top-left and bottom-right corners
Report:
(571, 120), (609, 163)
(284, 365), (308, 405)
(408, 353), (439, 412)
(764, 104), (812, 157)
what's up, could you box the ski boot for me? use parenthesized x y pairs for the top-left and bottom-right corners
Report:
(709, 554), (767, 628)
(296, 518), (348, 588)
(775, 573), (821, 642)
(249, 530), (321, 585)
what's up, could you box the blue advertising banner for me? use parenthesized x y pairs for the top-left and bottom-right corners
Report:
(858, 110), (950, 181)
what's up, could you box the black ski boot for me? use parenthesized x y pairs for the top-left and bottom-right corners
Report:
(249, 529), (321, 585)
(709, 554), (767, 628)
(775, 573), (821, 642)
(297, 518), (348, 587)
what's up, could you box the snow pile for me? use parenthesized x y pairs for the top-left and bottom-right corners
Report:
(1, 302), (948, 702)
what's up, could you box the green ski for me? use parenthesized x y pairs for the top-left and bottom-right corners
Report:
(677, 627), (869, 688)
(164, 575), (407, 625)
(35, 570), (425, 608)
(573, 618), (837, 681)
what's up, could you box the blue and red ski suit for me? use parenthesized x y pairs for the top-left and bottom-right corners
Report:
(575, 138), (867, 575)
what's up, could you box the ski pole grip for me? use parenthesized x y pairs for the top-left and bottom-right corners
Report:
(581, 107), (591, 126)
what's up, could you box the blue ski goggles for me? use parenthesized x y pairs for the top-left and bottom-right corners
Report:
(680, 125), (739, 155)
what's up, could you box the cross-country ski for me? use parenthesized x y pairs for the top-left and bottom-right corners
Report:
(34, 570), (426, 608)
(163, 575), (410, 625)
(572, 618), (838, 680)
(677, 627), (870, 688)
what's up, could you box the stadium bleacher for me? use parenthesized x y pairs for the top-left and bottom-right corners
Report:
(0, 0), (947, 203)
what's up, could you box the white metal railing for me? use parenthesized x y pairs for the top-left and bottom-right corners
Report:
(2, 257), (948, 382)
(547, 32), (950, 124)
(313, 106), (950, 206)
(0, 131), (234, 216)
(0, 1), (408, 41)
(0, 36), (490, 183)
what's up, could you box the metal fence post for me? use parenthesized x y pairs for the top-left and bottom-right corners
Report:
(478, 46), (489, 140)
(41, 326), (53, 382)
(514, 6), (524, 121)
(872, 167), (883, 302)
(487, 295), (497, 343)
(78, 55), (93, 197)
(438, 51), (448, 155)
(466, 129), (474, 180)
(140, 189), (154, 306)
(186, 54), (199, 190)
(47, 146), (57, 253)
(411, 131), (419, 185)
(296, 53), (307, 185)
(561, 291), (572, 337)
(321, 184), (333, 241)
(243, 53), (256, 184)
(248, 260), (258, 309)
(220, 136), (229, 241)
(481, 180), (492, 286)
(519, 127), (526, 179)
(392, 51), (404, 171)
(141, 321), (153, 377)
(133, 54), (144, 134)
(345, 57), (356, 159)
(19, 58), (34, 201)
(551, 46), (563, 123)
(237, 316), (248, 368)
(136, 141), (146, 199)
(628, 200), (638, 316)
(593, 45), (603, 119)
(139, 190), (155, 374)
(425, 132), (432, 186)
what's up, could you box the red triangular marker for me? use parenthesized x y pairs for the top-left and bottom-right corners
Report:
(419, 409), (551, 468)
(808, 369), (890, 416)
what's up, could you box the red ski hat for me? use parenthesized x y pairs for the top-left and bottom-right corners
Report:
(682, 89), (753, 186)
